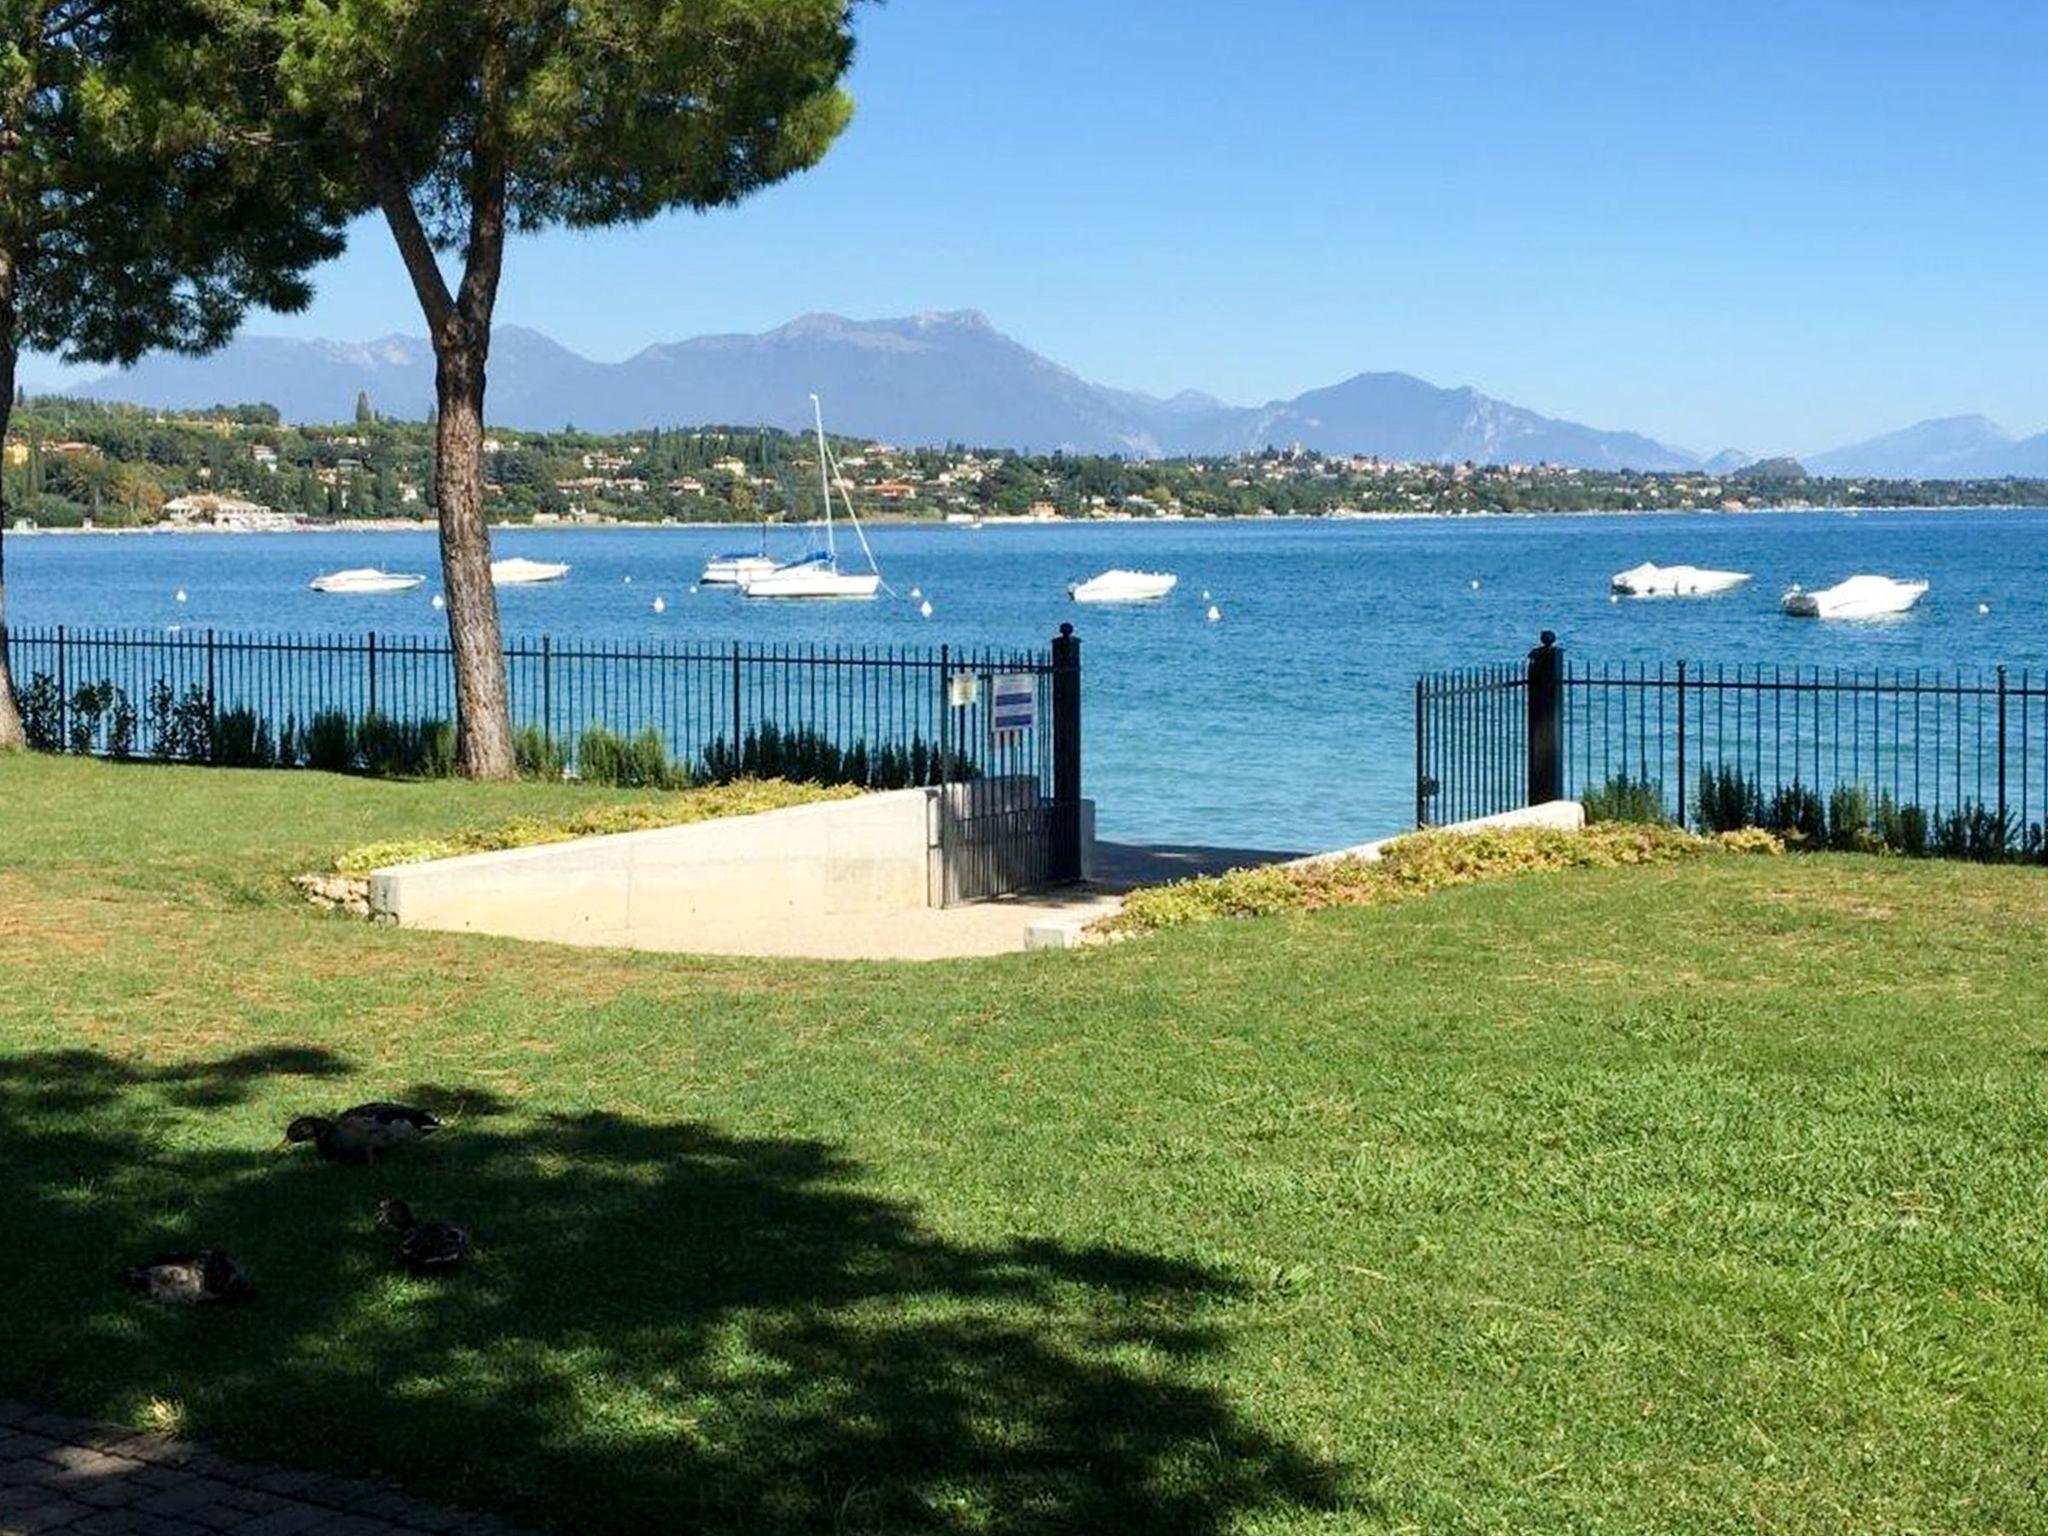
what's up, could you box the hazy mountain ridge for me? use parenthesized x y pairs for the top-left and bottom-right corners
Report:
(71, 310), (2047, 477)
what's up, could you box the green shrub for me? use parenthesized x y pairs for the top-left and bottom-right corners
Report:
(210, 706), (275, 769)
(1580, 773), (1669, 825)
(1104, 823), (1785, 936)
(18, 673), (62, 751)
(1826, 784), (1878, 852)
(1764, 782), (1826, 846)
(1874, 794), (1929, 857)
(304, 710), (357, 773)
(514, 725), (567, 781)
(1696, 765), (1762, 834)
(1932, 801), (2014, 862)
(701, 722), (976, 790)
(575, 725), (678, 788)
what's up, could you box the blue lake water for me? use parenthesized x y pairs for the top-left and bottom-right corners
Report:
(12, 508), (2048, 849)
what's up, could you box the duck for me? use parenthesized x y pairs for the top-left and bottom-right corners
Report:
(285, 1101), (443, 1165)
(377, 1197), (470, 1275)
(124, 1249), (253, 1304)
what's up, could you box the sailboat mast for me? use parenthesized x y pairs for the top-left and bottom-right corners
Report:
(810, 393), (836, 562)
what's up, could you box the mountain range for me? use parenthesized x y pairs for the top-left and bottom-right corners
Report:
(68, 310), (2048, 478)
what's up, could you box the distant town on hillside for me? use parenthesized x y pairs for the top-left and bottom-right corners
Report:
(6, 395), (2046, 533)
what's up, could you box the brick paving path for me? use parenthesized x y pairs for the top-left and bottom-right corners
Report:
(0, 1401), (540, 1536)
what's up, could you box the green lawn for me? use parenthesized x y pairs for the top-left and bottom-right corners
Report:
(4, 753), (2046, 1535)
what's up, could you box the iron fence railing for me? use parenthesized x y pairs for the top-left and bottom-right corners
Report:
(1418, 635), (2048, 853)
(3, 623), (1085, 902)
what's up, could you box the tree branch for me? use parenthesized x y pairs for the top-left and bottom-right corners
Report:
(365, 150), (455, 340)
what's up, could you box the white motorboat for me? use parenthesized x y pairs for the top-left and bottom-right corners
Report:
(1781, 573), (1929, 619)
(741, 397), (885, 600)
(1610, 562), (1752, 598)
(309, 567), (425, 595)
(1069, 569), (1178, 603)
(491, 557), (570, 586)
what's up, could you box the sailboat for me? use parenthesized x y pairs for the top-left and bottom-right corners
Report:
(740, 396), (884, 600)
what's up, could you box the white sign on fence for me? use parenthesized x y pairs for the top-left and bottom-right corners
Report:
(991, 674), (1037, 735)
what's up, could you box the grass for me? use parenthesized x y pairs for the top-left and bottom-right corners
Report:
(4, 752), (2047, 1534)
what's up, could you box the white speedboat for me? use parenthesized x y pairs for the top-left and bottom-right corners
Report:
(742, 396), (885, 601)
(491, 557), (570, 585)
(1069, 569), (1178, 603)
(309, 567), (425, 595)
(1610, 562), (1752, 598)
(1781, 573), (1929, 619)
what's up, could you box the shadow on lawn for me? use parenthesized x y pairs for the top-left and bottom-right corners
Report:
(0, 1048), (1347, 1535)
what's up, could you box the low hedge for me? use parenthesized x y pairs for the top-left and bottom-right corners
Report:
(1100, 823), (1784, 936)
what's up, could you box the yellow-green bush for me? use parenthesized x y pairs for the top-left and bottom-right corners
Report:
(1102, 822), (1784, 936)
(331, 779), (859, 874)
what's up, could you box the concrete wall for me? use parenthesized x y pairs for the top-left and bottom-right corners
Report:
(370, 787), (937, 945)
(1285, 799), (1586, 869)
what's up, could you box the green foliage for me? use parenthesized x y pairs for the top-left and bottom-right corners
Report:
(1932, 801), (2016, 863)
(574, 725), (685, 789)
(1695, 765), (1763, 834)
(1874, 793), (1930, 858)
(18, 673), (62, 750)
(303, 710), (358, 773)
(1825, 785), (1879, 852)
(513, 725), (567, 781)
(702, 722), (976, 790)
(330, 778), (860, 873)
(355, 712), (458, 779)
(1580, 773), (1670, 825)
(1764, 783), (1827, 846)
(210, 706), (276, 769)
(1107, 823), (1784, 936)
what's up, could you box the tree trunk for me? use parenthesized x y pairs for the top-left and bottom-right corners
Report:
(433, 336), (516, 779)
(0, 254), (25, 753)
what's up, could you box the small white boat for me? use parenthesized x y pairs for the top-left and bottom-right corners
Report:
(491, 557), (570, 586)
(742, 396), (885, 601)
(1069, 569), (1178, 604)
(1610, 562), (1752, 598)
(1781, 573), (1929, 619)
(310, 567), (425, 595)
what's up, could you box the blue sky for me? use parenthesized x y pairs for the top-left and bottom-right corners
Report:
(36, 1), (2048, 454)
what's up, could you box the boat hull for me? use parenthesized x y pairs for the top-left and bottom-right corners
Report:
(1070, 569), (1178, 603)
(701, 556), (781, 586)
(1781, 575), (1928, 619)
(310, 569), (425, 595)
(1610, 563), (1752, 598)
(491, 559), (570, 586)
(741, 569), (881, 600)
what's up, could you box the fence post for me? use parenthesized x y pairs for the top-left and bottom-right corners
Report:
(1051, 623), (1082, 881)
(367, 630), (379, 719)
(540, 635), (553, 746)
(1527, 630), (1562, 806)
(205, 628), (218, 743)
(1675, 660), (1688, 829)
(937, 643), (951, 780)
(1413, 676), (1427, 827)
(730, 640), (743, 763)
(56, 623), (68, 749)
(1997, 664), (2009, 835)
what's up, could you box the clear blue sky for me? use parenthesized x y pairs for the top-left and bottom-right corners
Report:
(36, 0), (2048, 454)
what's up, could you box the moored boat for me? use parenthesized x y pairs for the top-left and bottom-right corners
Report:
(1781, 573), (1928, 619)
(491, 557), (570, 585)
(741, 396), (885, 601)
(1610, 562), (1752, 598)
(701, 553), (782, 586)
(309, 567), (425, 595)
(1069, 569), (1178, 603)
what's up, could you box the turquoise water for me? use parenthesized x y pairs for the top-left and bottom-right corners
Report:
(12, 508), (2048, 849)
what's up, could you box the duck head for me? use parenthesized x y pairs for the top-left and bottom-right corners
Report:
(285, 1115), (332, 1144)
(376, 1197), (416, 1230)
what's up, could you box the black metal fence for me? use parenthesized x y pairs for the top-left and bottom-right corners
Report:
(3, 622), (1085, 903)
(1418, 633), (2048, 855)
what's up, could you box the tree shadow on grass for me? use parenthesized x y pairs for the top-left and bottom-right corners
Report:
(0, 1049), (1351, 1534)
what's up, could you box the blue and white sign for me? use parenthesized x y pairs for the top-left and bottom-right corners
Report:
(991, 674), (1037, 735)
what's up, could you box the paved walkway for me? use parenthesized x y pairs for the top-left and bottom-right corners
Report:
(0, 1400), (536, 1536)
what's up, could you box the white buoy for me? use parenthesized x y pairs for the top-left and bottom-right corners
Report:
(1610, 594), (1620, 605)
(431, 592), (445, 610)
(653, 595), (667, 613)
(1469, 579), (1480, 590)
(1979, 602), (1991, 615)
(1206, 603), (1221, 623)
(919, 599), (933, 618)
(911, 586), (923, 599)
(624, 575), (633, 584)
(1202, 589), (1211, 601)
(174, 588), (187, 604)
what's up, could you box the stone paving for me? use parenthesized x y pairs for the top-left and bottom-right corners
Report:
(0, 1401), (539, 1536)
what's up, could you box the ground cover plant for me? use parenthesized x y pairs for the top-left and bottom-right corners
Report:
(3, 752), (2046, 1534)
